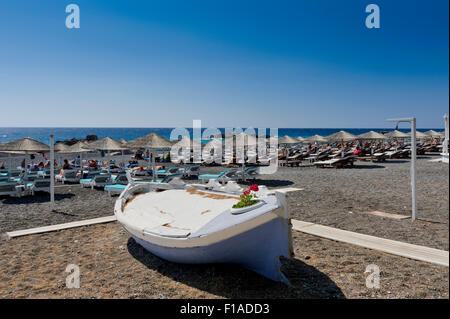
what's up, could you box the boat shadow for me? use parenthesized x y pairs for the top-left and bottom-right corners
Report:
(349, 164), (385, 169)
(239, 180), (294, 188)
(127, 238), (345, 299)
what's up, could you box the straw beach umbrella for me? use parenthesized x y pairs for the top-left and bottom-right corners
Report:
(384, 130), (409, 138)
(173, 136), (202, 149)
(84, 137), (127, 173)
(424, 130), (441, 138)
(0, 137), (55, 210)
(127, 133), (173, 181)
(86, 137), (125, 151)
(171, 136), (202, 164)
(325, 131), (357, 142)
(356, 131), (387, 140)
(304, 134), (327, 143)
(0, 137), (50, 153)
(66, 141), (92, 171)
(54, 143), (72, 153)
(278, 135), (299, 145)
(296, 136), (305, 143)
(0, 137), (50, 178)
(407, 131), (428, 139)
(54, 143), (72, 167)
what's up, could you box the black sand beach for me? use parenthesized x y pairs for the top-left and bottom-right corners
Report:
(0, 154), (448, 298)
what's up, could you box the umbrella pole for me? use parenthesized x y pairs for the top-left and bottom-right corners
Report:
(8, 153), (11, 179)
(107, 150), (110, 174)
(152, 148), (156, 182)
(50, 135), (55, 211)
(24, 154), (28, 179)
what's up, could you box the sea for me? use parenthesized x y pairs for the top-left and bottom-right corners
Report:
(0, 127), (443, 144)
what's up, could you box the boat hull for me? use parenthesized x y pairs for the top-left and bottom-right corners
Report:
(128, 215), (291, 283)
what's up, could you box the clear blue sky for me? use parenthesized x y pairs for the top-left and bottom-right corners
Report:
(0, 0), (448, 128)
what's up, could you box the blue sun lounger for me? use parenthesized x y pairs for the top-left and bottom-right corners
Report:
(198, 168), (239, 185)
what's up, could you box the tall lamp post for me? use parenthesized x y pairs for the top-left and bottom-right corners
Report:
(387, 117), (416, 220)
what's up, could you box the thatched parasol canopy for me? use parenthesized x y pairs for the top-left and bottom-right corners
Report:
(126, 132), (173, 149)
(54, 143), (72, 153)
(356, 131), (387, 140)
(67, 141), (92, 153)
(0, 137), (50, 153)
(384, 130), (409, 138)
(85, 137), (127, 151)
(406, 131), (428, 139)
(423, 130), (442, 137)
(278, 135), (299, 144)
(172, 136), (202, 149)
(304, 134), (328, 143)
(325, 131), (357, 142)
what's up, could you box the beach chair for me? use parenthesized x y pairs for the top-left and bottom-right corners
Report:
(57, 169), (80, 184)
(198, 168), (239, 185)
(111, 172), (129, 185)
(314, 155), (356, 168)
(80, 174), (112, 189)
(28, 178), (51, 195)
(39, 168), (60, 178)
(0, 182), (22, 197)
(153, 173), (184, 184)
(237, 166), (260, 181)
(105, 172), (134, 196)
(155, 166), (180, 178)
(9, 170), (23, 179)
(181, 164), (201, 178)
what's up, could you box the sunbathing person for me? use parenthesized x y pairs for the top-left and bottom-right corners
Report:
(62, 159), (73, 170)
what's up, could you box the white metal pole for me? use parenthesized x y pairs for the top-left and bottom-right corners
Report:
(411, 119), (416, 221)
(50, 135), (55, 211)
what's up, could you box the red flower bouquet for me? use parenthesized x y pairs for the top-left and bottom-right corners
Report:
(232, 184), (260, 209)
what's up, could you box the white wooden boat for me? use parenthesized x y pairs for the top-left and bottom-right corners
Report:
(114, 182), (300, 283)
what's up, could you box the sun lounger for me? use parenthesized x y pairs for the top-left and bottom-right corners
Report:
(56, 169), (80, 184)
(104, 183), (128, 196)
(237, 166), (260, 181)
(198, 168), (239, 185)
(314, 155), (356, 168)
(80, 174), (112, 189)
(155, 166), (180, 178)
(112, 172), (129, 185)
(105, 171), (135, 196)
(181, 164), (201, 178)
(28, 178), (51, 195)
(0, 182), (22, 197)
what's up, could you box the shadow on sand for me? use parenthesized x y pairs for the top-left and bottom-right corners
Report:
(348, 164), (385, 169)
(127, 238), (345, 299)
(239, 179), (294, 188)
(1, 193), (75, 204)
